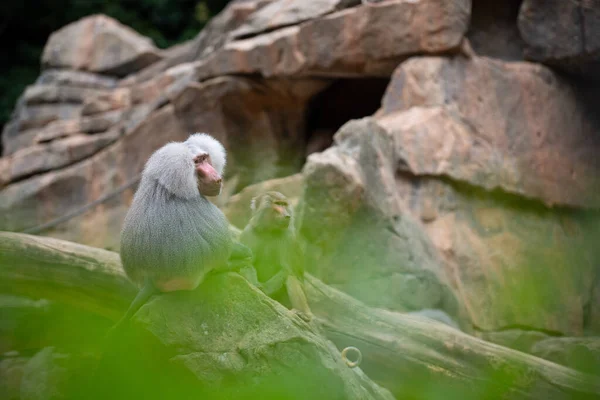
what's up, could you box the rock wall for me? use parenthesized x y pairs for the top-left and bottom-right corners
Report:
(1, 0), (600, 367)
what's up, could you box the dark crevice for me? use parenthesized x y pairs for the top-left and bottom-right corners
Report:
(577, 0), (587, 54)
(304, 77), (390, 158)
(466, 0), (525, 61)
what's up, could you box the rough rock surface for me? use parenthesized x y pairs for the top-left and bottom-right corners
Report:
(0, 131), (120, 186)
(296, 53), (600, 333)
(298, 119), (463, 319)
(393, 174), (597, 336)
(197, 0), (471, 79)
(377, 54), (600, 209)
(229, 0), (361, 39)
(42, 14), (163, 76)
(0, 105), (188, 250)
(518, 0), (600, 80)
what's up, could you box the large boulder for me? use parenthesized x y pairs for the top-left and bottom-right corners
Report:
(296, 52), (600, 336)
(378, 54), (600, 209)
(197, 0), (471, 79)
(229, 0), (361, 39)
(41, 14), (163, 76)
(371, 54), (600, 336)
(297, 118), (463, 320)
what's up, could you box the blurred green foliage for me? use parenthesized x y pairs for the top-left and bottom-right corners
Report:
(0, 0), (231, 131)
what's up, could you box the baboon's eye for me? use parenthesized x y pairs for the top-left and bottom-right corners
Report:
(194, 154), (208, 164)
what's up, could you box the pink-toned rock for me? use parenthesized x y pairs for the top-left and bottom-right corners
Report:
(23, 85), (111, 105)
(369, 55), (600, 334)
(2, 122), (38, 156)
(298, 116), (596, 335)
(36, 69), (118, 89)
(2, 120), (82, 156)
(121, 0), (273, 86)
(230, 0), (359, 39)
(378, 55), (600, 208)
(81, 88), (131, 115)
(35, 120), (82, 143)
(396, 176), (595, 335)
(0, 131), (120, 186)
(2, 100), (84, 155)
(197, 0), (470, 78)
(127, 63), (196, 105)
(80, 110), (126, 134)
(41, 15), (162, 76)
(17, 104), (83, 131)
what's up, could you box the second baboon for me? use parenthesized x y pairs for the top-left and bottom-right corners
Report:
(239, 191), (313, 321)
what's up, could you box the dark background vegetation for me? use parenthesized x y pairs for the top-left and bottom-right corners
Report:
(0, 0), (231, 131)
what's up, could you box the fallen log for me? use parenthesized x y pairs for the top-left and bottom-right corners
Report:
(304, 275), (600, 399)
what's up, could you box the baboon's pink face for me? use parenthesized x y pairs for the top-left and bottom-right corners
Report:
(263, 198), (291, 229)
(194, 152), (222, 196)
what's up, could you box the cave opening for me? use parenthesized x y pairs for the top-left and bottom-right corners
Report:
(304, 77), (390, 157)
(466, 0), (525, 61)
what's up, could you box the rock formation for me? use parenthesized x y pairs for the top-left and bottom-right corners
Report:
(1, 0), (600, 385)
